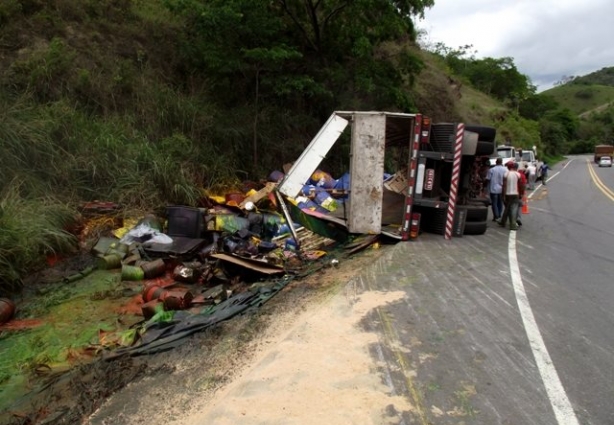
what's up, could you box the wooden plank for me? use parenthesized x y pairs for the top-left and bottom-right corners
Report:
(239, 182), (276, 208)
(211, 253), (285, 275)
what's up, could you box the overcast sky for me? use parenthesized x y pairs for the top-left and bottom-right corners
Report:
(418, 0), (614, 92)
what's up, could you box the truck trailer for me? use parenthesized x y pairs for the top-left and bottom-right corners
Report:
(594, 144), (614, 163)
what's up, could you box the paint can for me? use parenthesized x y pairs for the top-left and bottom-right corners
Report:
(98, 254), (122, 270)
(162, 289), (194, 311)
(0, 298), (16, 324)
(141, 299), (163, 320)
(225, 193), (245, 206)
(140, 259), (166, 279)
(142, 285), (166, 303)
(121, 265), (144, 281)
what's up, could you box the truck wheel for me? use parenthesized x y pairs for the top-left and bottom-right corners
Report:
(463, 220), (488, 235)
(459, 205), (488, 222)
(468, 197), (491, 207)
(465, 125), (496, 142)
(475, 140), (495, 156)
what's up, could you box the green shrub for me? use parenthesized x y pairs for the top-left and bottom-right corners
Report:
(574, 88), (594, 100)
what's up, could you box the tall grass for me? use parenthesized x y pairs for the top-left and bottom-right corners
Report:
(0, 182), (78, 295)
(0, 89), (241, 293)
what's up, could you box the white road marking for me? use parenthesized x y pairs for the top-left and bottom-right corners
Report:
(530, 159), (573, 195)
(508, 232), (579, 424)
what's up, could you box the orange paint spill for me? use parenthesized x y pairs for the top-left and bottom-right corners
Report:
(0, 318), (44, 331)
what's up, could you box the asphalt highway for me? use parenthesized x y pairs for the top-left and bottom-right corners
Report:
(362, 155), (614, 425)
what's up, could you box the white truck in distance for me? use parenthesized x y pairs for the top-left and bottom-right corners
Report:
(489, 145), (516, 167)
(517, 149), (536, 166)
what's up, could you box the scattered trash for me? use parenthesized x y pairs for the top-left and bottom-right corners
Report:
(120, 222), (173, 245)
(172, 262), (203, 283)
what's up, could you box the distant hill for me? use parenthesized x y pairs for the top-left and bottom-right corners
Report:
(541, 66), (614, 116)
(572, 66), (614, 86)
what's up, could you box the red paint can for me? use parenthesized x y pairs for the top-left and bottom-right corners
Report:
(142, 285), (165, 303)
(0, 298), (16, 324)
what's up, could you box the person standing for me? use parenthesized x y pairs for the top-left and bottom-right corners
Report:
(540, 161), (550, 185)
(526, 162), (537, 190)
(515, 162), (527, 226)
(486, 158), (507, 222)
(499, 162), (522, 230)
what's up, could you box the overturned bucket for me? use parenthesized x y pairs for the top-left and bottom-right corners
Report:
(98, 254), (122, 270)
(142, 285), (166, 303)
(140, 259), (166, 279)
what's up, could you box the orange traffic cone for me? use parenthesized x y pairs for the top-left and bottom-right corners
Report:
(522, 195), (529, 214)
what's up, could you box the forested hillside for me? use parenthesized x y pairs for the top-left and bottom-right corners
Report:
(529, 66), (614, 152)
(0, 0), (602, 294)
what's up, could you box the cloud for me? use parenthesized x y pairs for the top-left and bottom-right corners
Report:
(419, 0), (614, 91)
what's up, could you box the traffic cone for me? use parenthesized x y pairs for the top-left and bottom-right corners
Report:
(522, 195), (529, 214)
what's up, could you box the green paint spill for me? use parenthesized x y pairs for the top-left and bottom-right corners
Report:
(0, 269), (140, 411)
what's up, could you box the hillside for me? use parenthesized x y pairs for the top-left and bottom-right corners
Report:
(541, 67), (614, 116)
(541, 84), (614, 116)
(0, 0), (511, 207)
(412, 49), (508, 125)
(0, 0), (515, 298)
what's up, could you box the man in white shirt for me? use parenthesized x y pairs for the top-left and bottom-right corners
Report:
(526, 163), (537, 190)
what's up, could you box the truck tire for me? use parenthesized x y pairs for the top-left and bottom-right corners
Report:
(459, 205), (488, 222)
(475, 140), (495, 156)
(468, 197), (491, 207)
(463, 220), (488, 235)
(465, 125), (496, 142)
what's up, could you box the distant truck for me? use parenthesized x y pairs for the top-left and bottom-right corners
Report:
(516, 148), (537, 167)
(489, 145), (516, 167)
(594, 145), (614, 163)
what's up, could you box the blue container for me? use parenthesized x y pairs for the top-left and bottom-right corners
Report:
(284, 238), (298, 251)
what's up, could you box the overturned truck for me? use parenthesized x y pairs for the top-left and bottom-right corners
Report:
(277, 111), (495, 240)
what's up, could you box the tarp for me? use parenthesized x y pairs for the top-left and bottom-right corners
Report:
(104, 276), (293, 358)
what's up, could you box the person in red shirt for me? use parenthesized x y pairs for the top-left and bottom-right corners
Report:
(516, 163), (527, 226)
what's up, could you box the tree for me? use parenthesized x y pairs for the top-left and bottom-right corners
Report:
(164, 0), (435, 173)
(519, 94), (558, 121)
(538, 109), (579, 156)
(426, 42), (535, 106)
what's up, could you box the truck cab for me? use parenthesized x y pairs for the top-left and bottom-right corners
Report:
(516, 149), (536, 167)
(489, 145), (516, 167)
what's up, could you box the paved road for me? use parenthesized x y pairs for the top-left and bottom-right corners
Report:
(363, 155), (614, 424)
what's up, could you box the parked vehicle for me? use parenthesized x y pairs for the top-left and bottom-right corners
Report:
(489, 145), (516, 167)
(598, 156), (612, 167)
(517, 149), (536, 166)
(594, 145), (614, 163)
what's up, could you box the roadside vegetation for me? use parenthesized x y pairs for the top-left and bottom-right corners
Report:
(0, 0), (611, 295)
